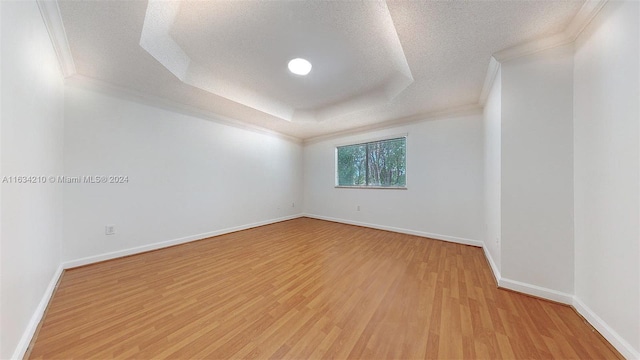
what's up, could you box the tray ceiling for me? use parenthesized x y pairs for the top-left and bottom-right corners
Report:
(56, 0), (585, 140)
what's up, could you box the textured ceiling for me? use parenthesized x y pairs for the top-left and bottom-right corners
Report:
(57, 0), (584, 140)
(141, 0), (412, 122)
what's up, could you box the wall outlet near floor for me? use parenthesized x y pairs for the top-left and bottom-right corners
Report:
(292, 202), (295, 208)
(357, 205), (361, 211)
(105, 225), (116, 235)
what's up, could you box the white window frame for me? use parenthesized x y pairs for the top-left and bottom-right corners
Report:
(334, 134), (408, 190)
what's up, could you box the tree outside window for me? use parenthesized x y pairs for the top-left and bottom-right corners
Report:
(336, 137), (406, 188)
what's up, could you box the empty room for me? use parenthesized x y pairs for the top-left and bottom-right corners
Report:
(1, 0), (639, 359)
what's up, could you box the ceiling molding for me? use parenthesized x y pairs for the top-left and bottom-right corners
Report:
(139, 0), (413, 123)
(493, 31), (572, 63)
(479, 0), (607, 105)
(139, 0), (295, 122)
(64, 75), (303, 144)
(493, 0), (607, 63)
(68, 73), (482, 145)
(563, 0), (608, 41)
(303, 104), (483, 145)
(53, 1), (599, 139)
(37, 0), (76, 78)
(478, 57), (500, 106)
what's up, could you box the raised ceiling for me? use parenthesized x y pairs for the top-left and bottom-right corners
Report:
(141, 0), (413, 122)
(56, 0), (585, 140)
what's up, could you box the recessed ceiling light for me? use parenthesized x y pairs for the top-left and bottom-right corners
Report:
(288, 58), (312, 76)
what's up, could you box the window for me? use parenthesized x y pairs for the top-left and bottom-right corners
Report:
(336, 136), (406, 188)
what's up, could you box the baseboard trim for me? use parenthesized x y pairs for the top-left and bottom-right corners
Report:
(481, 242), (637, 359)
(12, 214), (303, 359)
(63, 214), (303, 269)
(573, 297), (640, 360)
(15, 216), (636, 360)
(479, 245), (574, 305)
(482, 245), (501, 285)
(497, 277), (574, 305)
(303, 213), (483, 247)
(11, 264), (64, 360)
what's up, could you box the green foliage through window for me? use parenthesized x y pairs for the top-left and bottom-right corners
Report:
(336, 137), (406, 187)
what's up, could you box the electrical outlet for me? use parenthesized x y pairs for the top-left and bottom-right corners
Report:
(105, 225), (116, 235)
(357, 205), (361, 211)
(292, 202), (295, 208)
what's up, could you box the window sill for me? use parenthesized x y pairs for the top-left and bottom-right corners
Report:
(334, 186), (408, 190)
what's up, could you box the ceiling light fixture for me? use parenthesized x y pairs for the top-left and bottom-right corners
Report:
(288, 58), (312, 76)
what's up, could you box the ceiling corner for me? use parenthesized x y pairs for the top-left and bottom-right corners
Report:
(37, 0), (76, 78)
(491, 0), (607, 64)
(478, 57), (500, 106)
(302, 103), (483, 145)
(563, 0), (609, 41)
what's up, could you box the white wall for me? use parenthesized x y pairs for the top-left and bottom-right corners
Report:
(1, 1), (637, 358)
(304, 113), (484, 245)
(0, 2), (4, 356)
(500, 45), (574, 295)
(483, 69), (501, 272)
(573, 0), (640, 357)
(0, 1), (65, 359)
(62, 85), (303, 263)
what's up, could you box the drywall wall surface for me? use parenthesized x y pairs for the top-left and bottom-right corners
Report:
(573, 0), (640, 355)
(500, 44), (574, 294)
(62, 85), (303, 262)
(483, 68), (502, 272)
(0, 1), (65, 358)
(304, 113), (484, 244)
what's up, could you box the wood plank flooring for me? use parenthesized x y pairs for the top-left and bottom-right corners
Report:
(28, 218), (621, 359)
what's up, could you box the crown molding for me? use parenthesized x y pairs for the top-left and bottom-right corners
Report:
(36, 0), (76, 78)
(493, 0), (607, 63)
(563, 0), (609, 41)
(64, 75), (303, 144)
(478, 57), (500, 105)
(66, 74), (484, 146)
(493, 32), (572, 63)
(494, 0), (607, 63)
(44, 0), (608, 139)
(303, 104), (483, 145)
(140, 0), (413, 123)
(479, 0), (608, 105)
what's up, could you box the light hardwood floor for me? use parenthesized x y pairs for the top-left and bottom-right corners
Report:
(28, 218), (621, 359)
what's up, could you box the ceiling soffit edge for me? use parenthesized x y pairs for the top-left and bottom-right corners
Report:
(63, 74), (304, 145)
(36, 0), (76, 77)
(139, 1), (295, 121)
(478, 0), (608, 106)
(478, 57), (501, 106)
(303, 104), (483, 145)
(40, 1), (607, 140)
(139, 0), (414, 123)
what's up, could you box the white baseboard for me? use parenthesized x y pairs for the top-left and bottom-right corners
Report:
(479, 242), (574, 305)
(497, 277), (574, 305)
(478, 242), (573, 305)
(11, 264), (64, 360)
(63, 214), (304, 269)
(482, 245), (501, 284)
(479, 246), (638, 357)
(303, 213), (483, 247)
(11, 214), (302, 359)
(14, 215), (636, 360)
(573, 297), (640, 360)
